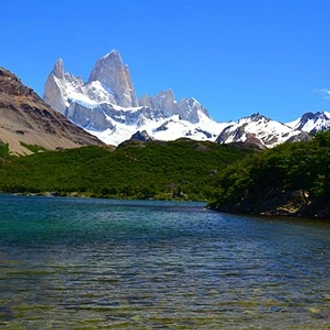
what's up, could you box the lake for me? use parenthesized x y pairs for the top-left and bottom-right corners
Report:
(0, 195), (330, 329)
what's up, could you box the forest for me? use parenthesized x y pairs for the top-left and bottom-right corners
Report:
(1, 131), (329, 219)
(208, 130), (330, 219)
(0, 139), (253, 201)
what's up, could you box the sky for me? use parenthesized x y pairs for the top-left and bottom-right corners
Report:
(1, 0), (330, 123)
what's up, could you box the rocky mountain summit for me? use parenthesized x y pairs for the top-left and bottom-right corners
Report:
(0, 67), (103, 155)
(139, 90), (210, 124)
(88, 50), (138, 107)
(43, 50), (330, 147)
(43, 50), (226, 145)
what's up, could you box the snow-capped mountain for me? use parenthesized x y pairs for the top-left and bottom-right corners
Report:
(216, 113), (311, 148)
(43, 50), (226, 145)
(43, 50), (327, 148)
(89, 112), (231, 146)
(286, 111), (330, 135)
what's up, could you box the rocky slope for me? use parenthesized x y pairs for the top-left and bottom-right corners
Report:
(0, 67), (104, 155)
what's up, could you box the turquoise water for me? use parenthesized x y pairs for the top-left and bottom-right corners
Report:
(0, 195), (330, 329)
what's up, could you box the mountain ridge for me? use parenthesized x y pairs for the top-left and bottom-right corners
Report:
(216, 113), (312, 148)
(43, 50), (330, 147)
(43, 50), (227, 146)
(286, 111), (330, 135)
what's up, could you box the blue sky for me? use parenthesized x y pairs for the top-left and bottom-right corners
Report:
(1, 0), (330, 122)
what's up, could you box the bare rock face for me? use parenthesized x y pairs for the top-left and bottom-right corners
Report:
(139, 90), (209, 124)
(42, 50), (224, 145)
(53, 58), (64, 79)
(88, 50), (138, 107)
(177, 97), (210, 123)
(44, 57), (118, 115)
(149, 90), (176, 117)
(0, 67), (104, 155)
(43, 51), (315, 148)
(139, 94), (152, 108)
(43, 59), (67, 115)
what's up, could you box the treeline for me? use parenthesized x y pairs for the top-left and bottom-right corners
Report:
(0, 139), (253, 201)
(209, 130), (330, 219)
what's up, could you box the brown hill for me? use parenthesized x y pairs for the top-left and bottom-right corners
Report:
(0, 67), (104, 155)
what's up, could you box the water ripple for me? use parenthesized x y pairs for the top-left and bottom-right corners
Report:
(0, 195), (330, 328)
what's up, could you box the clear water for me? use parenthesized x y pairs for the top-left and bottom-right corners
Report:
(0, 195), (330, 329)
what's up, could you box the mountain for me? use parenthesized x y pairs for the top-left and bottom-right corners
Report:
(0, 138), (253, 200)
(88, 50), (139, 107)
(215, 113), (311, 148)
(43, 50), (229, 145)
(43, 50), (327, 148)
(128, 130), (154, 143)
(286, 111), (330, 135)
(0, 67), (104, 155)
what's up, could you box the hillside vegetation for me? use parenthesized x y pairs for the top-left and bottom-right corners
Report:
(0, 139), (253, 201)
(208, 130), (330, 219)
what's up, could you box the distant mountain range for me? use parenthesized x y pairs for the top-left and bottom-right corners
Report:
(286, 111), (330, 134)
(0, 67), (103, 155)
(215, 113), (311, 148)
(42, 50), (330, 148)
(43, 50), (228, 146)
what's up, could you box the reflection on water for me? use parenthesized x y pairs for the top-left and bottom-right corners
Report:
(1, 195), (330, 328)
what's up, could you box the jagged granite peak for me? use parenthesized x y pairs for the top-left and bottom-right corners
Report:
(44, 57), (117, 116)
(43, 51), (219, 146)
(139, 90), (175, 117)
(139, 93), (152, 107)
(0, 67), (104, 154)
(88, 49), (138, 107)
(286, 111), (330, 134)
(43, 51), (316, 148)
(44, 58), (69, 115)
(139, 90), (209, 123)
(178, 97), (210, 123)
(52, 58), (64, 79)
(216, 113), (311, 148)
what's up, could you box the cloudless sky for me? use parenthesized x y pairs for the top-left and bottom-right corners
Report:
(1, 0), (330, 122)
